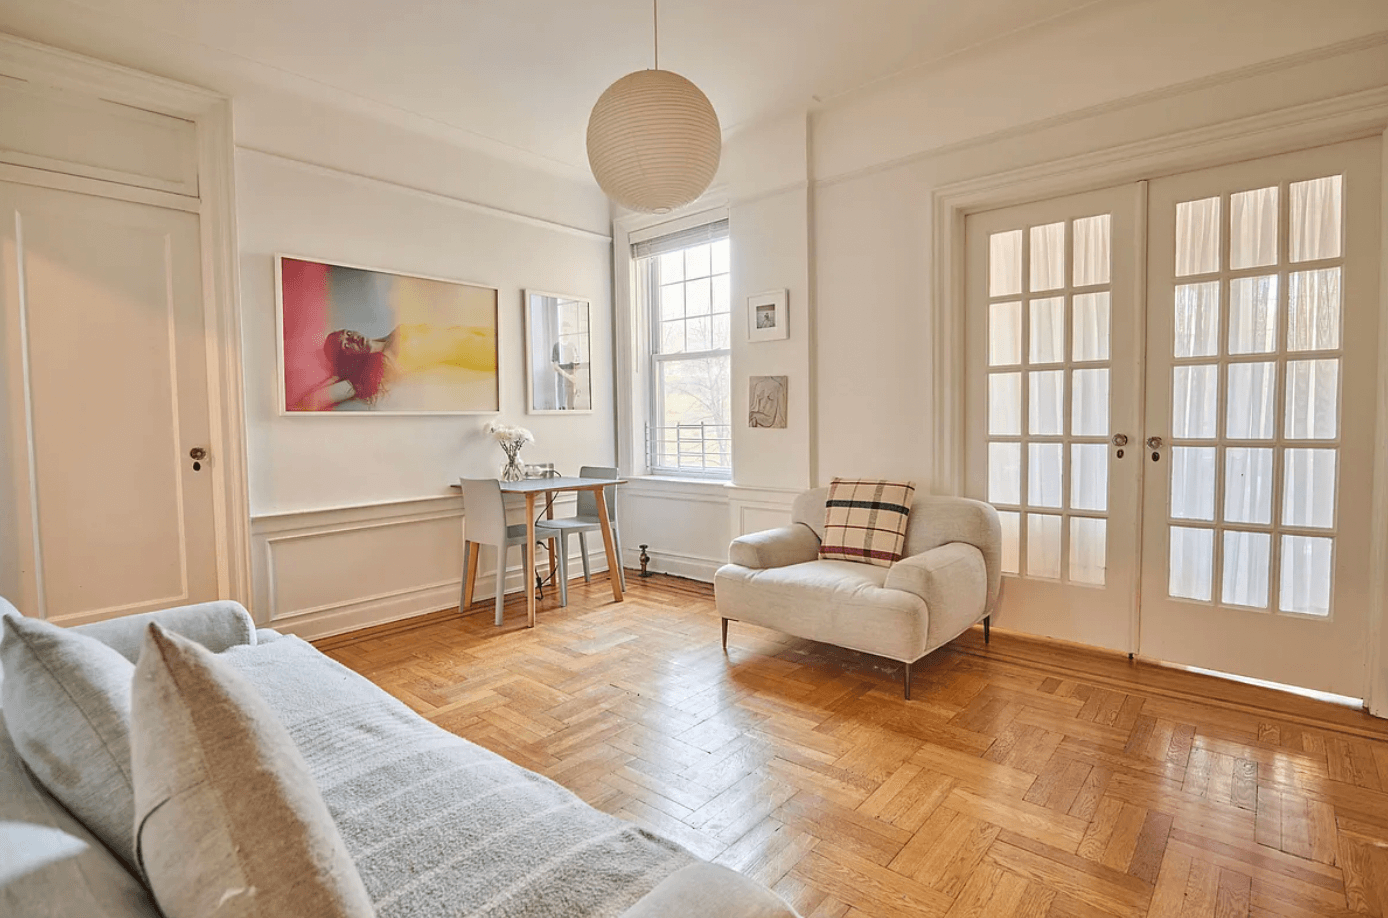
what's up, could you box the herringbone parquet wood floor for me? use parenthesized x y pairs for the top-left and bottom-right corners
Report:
(315, 574), (1388, 917)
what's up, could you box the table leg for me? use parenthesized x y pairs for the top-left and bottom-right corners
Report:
(592, 487), (624, 602)
(525, 492), (538, 628)
(463, 542), (480, 609)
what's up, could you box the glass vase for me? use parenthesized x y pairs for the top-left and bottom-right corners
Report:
(500, 453), (525, 482)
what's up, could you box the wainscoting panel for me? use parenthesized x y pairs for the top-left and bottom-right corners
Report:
(727, 485), (800, 539)
(252, 493), (605, 639)
(618, 479), (731, 583)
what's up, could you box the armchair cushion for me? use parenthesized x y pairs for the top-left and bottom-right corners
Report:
(728, 524), (820, 570)
(819, 479), (916, 567)
(884, 543), (988, 648)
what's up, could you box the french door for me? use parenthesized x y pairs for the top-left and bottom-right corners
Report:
(1139, 140), (1380, 698)
(964, 185), (1143, 653)
(965, 137), (1382, 698)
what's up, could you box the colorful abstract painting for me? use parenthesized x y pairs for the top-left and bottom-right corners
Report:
(277, 256), (499, 414)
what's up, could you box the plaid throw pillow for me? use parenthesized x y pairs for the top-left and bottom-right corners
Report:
(819, 478), (916, 567)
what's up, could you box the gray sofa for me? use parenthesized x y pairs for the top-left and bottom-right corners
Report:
(0, 597), (797, 917)
(715, 488), (1001, 698)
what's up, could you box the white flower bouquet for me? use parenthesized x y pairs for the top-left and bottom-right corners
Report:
(487, 421), (534, 481)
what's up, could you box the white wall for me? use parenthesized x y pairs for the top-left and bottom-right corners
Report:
(218, 78), (619, 636)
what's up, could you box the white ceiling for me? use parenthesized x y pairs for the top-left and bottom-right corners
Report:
(0, 0), (1116, 174)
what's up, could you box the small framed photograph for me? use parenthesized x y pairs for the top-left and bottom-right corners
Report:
(524, 290), (593, 414)
(747, 289), (788, 342)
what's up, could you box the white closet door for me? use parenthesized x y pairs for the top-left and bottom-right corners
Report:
(965, 184), (1143, 652)
(0, 181), (219, 623)
(1140, 138), (1381, 697)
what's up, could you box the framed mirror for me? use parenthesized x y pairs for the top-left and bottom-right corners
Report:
(524, 290), (593, 414)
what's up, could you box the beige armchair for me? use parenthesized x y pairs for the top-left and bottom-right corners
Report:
(714, 488), (1001, 698)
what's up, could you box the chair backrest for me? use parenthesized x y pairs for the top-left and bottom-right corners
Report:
(459, 478), (508, 543)
(576, 465), (619, 521)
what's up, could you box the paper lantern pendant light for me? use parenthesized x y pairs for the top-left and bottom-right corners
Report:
(586, 2), (721, 214)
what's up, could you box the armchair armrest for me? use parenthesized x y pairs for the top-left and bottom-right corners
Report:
(905, 497), (1002, 616)
(728, 524), (821, 570)
(885, 543), (988, 642)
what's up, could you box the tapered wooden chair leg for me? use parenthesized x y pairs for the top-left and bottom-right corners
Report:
(904, 660), (912, 700)
(721, 618), (729, 652)
(984, 617), (991, 644)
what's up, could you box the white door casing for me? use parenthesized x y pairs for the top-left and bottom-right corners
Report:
(965, 184), (1143, 653)
(0, 182), (220, 623)
(1139, 138), (1382, 697)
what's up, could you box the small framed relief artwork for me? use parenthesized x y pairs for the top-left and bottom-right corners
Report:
(747, 289), (788, 342)
(749, 376), (788, 428)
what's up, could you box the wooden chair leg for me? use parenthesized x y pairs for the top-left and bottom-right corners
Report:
(904, 660), (912, 700)
(721, 617), (729, 652)
(984, 616), (991, 644)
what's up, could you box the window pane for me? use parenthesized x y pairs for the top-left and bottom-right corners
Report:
(989, 442), (1022, 505)
(1227, 362), (1277, 440)
(660, 320), (684, 354)
(1280, 535), (1332, 615)
(1027, 514), (1062, 579)
(685, 277), (711, 316)
(658, 250), (684, 283)
(711, 238), (730, 275)
(1287, 268), (1341, 351)
(1290, 175), (1342, 263)
(990, 230), (1022, 297)
(686, 315), (712, 352)
(1283, 449), (1336, 529)
(1176, 196), (1220, 276)
(1030, 222), (1065, 292)
(1029, 297), (1065, 363)
(1285, 359), (1339, 440)
(685, 243), (711, 279)
(1172, 365), (1218, 439)
(660, 283), (685, 321)
(989, 301), (1022, 366)
(989, 373), (1021, 436)
(712, 274), (731, 316)
(1170, 526), (1214, 601)
(1028, 442), (1062, 509)
(1072, 368), (1109, 437)
(1228, 275), (1278, 355)
(1070, 517), (1106, 586)
(1230, 186), (1278, 269)
(1223, 531), (1270, 609)
(712, 314), (730, 350)
(1072, 292), (1110, 362)
(1224, 447), (1274, 525)
(999, 511), (1020, 575)
(1170, 447), (1216, 521)
(1072, 214), (1110, 287)
(1070, 443), (1108, 512)
(657, 357), (730, 429)
(1174, 282), (1219, 358)
(1029, 370), (1064, 435)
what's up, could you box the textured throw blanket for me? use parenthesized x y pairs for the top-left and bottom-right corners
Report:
(222, 636), (694, 918)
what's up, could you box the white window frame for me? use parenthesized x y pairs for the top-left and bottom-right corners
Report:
(613, 206), (730, 480)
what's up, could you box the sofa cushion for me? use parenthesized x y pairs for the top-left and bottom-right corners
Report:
(131, 623), (374, 918)
(0, 712), (160, 918)
(74, 600), (256, 663)
(0, 613), (138, 872)
(715, 560), (929, 662)
(218, 634), (697, 918)
(818, 478), (915, 567)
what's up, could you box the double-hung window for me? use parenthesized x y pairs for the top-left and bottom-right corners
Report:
(633, 220), (732, 477)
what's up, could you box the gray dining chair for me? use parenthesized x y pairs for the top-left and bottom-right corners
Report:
(459, 477), (535, 626)
(536, 466), (625, 606)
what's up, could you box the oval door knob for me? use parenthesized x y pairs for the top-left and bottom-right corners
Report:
(189, 447), (208, 461)
(1111, 434), (1129, 447)
(1146, 436), (1163, 450)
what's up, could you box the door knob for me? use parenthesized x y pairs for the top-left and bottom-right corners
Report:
(1146, 436), (1163, 450)
(189, 447), (208, 461)
(1111, 434), (1129, 447)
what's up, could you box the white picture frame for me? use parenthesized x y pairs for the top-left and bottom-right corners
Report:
(523, 289), (594, 414)
(747, 289), (789, 342)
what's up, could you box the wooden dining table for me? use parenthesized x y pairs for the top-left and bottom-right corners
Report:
(453, 476), (626, 628)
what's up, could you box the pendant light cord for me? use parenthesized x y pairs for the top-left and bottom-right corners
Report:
(653, 0), (659, 70)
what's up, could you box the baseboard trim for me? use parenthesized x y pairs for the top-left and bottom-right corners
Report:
(624, 545), (722, 583)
